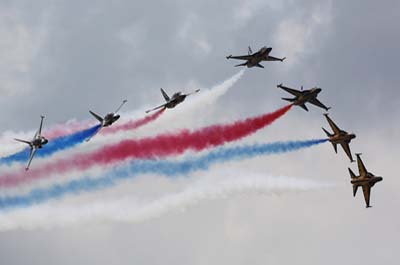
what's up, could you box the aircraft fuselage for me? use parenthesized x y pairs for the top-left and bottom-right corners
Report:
(165, 94), (186, 109)
(351, 175), (383, 186)
(103, 113), (120, 127)
(329, 132), (356, 144)
(293, 89), (321, 106)
(245, 47), (271, 68)
(32, 136), (48, 149)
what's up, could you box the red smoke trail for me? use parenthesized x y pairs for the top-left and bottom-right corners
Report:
(0, 105), (291, 187)
(101, 108), (165, 135)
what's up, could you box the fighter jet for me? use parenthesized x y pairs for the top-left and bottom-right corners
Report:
(277, 83), (331, 111)
(226, 46), (286, 68)
(14, 115), (48, 170)
(349, 154), (383, 208)
(86, 99), (127, 141)
(322, 113), (356, 162)
(145, 88), (200, 113)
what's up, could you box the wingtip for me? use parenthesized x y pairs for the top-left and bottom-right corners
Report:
(277, 83), (283, 88)
(226, 55), (232, 59)
(281, 57), (286, 62)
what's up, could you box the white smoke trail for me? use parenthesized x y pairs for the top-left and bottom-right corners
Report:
(147, 69), (245, 132)
(0, 172), (331, 231)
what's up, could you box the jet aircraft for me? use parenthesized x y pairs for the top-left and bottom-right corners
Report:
(322, 113), (356, 162)
(87, 99), (127, 141)
(145, 88), (200, 113)
(349, 154), (382, 208)
(226, 46), (286, 68)
(14, 115), (48, 170)
(277, 83), (331, 111)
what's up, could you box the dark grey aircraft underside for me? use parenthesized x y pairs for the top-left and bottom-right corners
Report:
(277, 83), (330, 111)
(226, 46), (286, 68)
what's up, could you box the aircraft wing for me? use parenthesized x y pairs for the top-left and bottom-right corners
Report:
(26, 147), (36, 170)
(324, 114), (340, 134)
(264, 55), (285, 61)
(37, 116), (44, 137)
(362, 184), (371, 207)
(308, 98), (330, 111)
(277, 84), (302, 97)
(340, 143), (354, 162)
(145, 104), (167, 113)
(356, 154), (367, 176)
(227, 55), (253, 60)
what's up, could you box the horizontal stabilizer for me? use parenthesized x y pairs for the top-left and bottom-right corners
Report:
(322, 127), (333, 137)
(353, 185), (359, 197)
(281, 97), (296, 102)
(349, 168), (357, 179)
(235, 62), (248, 67)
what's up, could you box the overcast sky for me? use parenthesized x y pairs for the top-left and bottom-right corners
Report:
(0, 0), (399, 264)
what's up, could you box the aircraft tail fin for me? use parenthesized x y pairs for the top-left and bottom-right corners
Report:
(89, 111), (104, 123)
(248, 46), (252, 55)
(14, 138), (32, 146)
(161, 88), (170, 102)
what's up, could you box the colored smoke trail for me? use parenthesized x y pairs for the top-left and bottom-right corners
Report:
(45, 120), (93, 140)
(101, 108), (165, 135)
(0, 173), (331, 230)
(0, 105), (292, 188)
(0, 125), (101, 165)
(0, 71), (243, 157)
(0, 138), (325, 209)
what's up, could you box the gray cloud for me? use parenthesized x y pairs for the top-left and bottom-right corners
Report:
(0, 0), (399, 264)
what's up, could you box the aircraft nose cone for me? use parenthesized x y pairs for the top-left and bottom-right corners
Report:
(43, 139), (48, 144)
(115, 114), (120, 120)
(377, 177), (383, 182)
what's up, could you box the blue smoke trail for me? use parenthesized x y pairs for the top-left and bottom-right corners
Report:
(0, 125), (100, 165)
(0, 138), (327, 210)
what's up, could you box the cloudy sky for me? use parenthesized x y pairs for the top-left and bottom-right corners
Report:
(0, 0), (399, 264)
